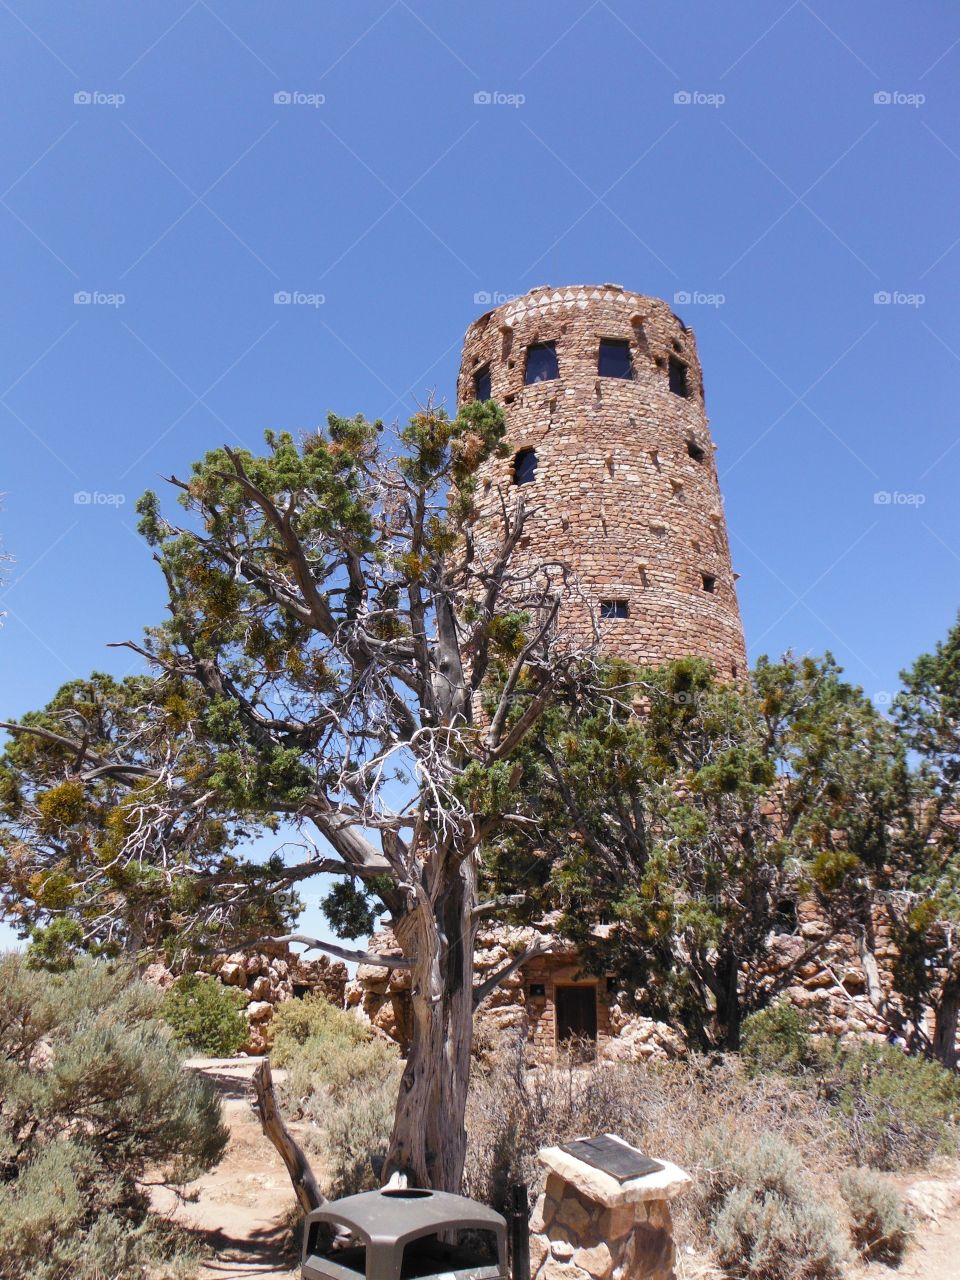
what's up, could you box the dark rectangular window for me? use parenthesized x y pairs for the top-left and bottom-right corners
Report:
(669, 356), (689, 398)
(600, 599), (629, 620)
(701, 574), (716, 593)
(513, 447), (538, 485)
(473, 366), (491, 402)
(598, 339), (633, 379)
(528, 983), (546, 998)
(687, 439), (706, 463)
(525, 342), (558, 384)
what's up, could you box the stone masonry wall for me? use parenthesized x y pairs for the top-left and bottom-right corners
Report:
(458, 285), (747, 678)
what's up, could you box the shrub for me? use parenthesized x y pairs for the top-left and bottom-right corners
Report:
(159, 973), (249, 1056)
(0, 952), (228, 1280)
(274, 996), (402, 1197)
(822, 1043), (960, 1170)
(839, 1168), (910, 1264)
(700, 1133), (848, 1280)
(740, 1001), (818, 1076)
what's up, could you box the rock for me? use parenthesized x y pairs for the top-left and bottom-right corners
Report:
(573, 1243), (613, 1278)
(142, 962), (174, 991)
(219, 961), (246, 987)
(247, 1000), (274, 1023)
(551, 1241), (575, 1261)
(529, 1234), (549, 1276)
(250, 976), (272, 1001)
(556, 1195), (592, 1238)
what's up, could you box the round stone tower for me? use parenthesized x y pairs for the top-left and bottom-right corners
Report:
(457, 284), (747, 677)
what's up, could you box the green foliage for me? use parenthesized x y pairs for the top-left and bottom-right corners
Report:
(273, 995), (401, 1196)
(839, 1168), (910, 1263)
(0, 952), (227, 1280)
(159, 973), (249, 1056)
(701, 1133), (848, 1280)
(487, 653), (905, 1049)
(821, 1043), (960, 1170)
(740, 1002), (818, 1077)
(0, 672), (297, 960)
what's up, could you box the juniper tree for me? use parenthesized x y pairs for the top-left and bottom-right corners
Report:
(0, 672), (298, 964)
(890, 614), (960, 1065)
(121, 403), (586, 1191)
(485, 653), (906, 1050)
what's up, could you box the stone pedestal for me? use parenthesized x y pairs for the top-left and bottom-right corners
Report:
(529, 1136), (691, 1280)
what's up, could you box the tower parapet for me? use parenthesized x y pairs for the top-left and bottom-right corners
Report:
(458, 284), (746, 677)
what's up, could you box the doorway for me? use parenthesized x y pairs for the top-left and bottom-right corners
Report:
(555, 984), (598, 1052)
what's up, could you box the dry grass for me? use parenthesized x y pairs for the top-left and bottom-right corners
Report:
(464, 1028), (844, 1252)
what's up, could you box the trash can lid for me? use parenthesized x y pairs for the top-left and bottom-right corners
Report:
(305, 1188), (506, 1247)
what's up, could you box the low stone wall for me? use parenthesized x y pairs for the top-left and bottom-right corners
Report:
(146, 942), (348, 1055)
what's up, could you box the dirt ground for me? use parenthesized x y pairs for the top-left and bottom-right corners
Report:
(161, 1059), (960, 1280)
(153, 1057), (302, 1279)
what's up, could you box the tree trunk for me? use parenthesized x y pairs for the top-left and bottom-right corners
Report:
(716, 948), (742, 1051)
(384, 860), (476, 1192)
(933, 974), (960, 1069)
(253, 1057), (324, 1212)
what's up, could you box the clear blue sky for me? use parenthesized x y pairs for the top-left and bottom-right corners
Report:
(2, 2), (959, 948)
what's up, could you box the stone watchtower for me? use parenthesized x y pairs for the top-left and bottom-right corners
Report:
(457, 284), (747, 677)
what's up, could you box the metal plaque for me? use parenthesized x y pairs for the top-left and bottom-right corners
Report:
(558, 1135), (663, 1183)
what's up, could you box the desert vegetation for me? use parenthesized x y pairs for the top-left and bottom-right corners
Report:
(0, 953), (227, 1280)
(2, 409), (960, 1276)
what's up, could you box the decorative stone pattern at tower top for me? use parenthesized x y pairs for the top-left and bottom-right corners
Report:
(458, 285), (747, 677)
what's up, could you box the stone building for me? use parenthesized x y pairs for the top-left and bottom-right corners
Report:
(458, 284), (747, 677)
(458, 284), (747, 1057)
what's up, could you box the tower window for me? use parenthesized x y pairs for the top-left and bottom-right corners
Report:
(687, 439), (706, 463)
(701, 574), (716, 593)
(598, 339), (633, 379)
(600, 599), (629, 620)
(513, 447), (538, 485)
(668, 356), (689, 398)
(474, 365), (492, 402)
(525, 342), (558, 384)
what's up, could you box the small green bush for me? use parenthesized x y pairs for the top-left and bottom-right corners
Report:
(699, 1132), (848, 1280)
(740, 1001), (818, 1076)
(159, 973), (249, 1057)
(839, 1168), (910, 1263)
(0, 952), (227, 1280)
(274, 996), (401, 1197)
(823, 1043), (960, 1170)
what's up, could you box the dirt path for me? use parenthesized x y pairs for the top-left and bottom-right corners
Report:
(160, 1063), (960, 1280)
(154, 1057), (301, 1280)
(861, 1172), (960, 1280)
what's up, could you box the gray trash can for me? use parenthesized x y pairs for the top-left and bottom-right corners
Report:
(301, 1187), (508, 1280)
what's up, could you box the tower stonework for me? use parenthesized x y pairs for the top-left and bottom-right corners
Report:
(458, 284), (747, 676)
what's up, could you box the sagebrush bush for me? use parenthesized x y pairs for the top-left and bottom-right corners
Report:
(821, 1043), (960, 1170)
(839, 1167), (910, 1263)
(0, 952), (227, 1280)
(740, 1001), (818, 1076)
(699, 1133), (848, 1280)
(275, 995), (401, 1197)
(159, 972), (249, 1056)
